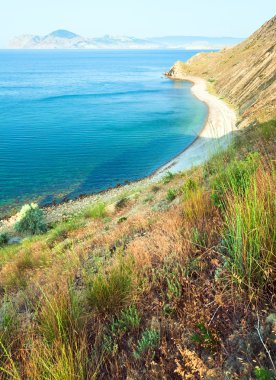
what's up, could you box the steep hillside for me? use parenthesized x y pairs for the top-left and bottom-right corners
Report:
(0, 18), (275, 380)
(167, 16), (276, 126)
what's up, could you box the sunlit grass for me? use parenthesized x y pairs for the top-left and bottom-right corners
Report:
(222, 167), (275, 293)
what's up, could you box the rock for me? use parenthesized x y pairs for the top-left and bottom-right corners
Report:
(105, 202), (117, 215)
(8, 236), (22, 245)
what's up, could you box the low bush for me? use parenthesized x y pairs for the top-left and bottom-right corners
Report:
(0, 233), (8, 247)
(111, 304), (140, 334)
(115, 197), (129, 210)
(162, 171), (174, 184)
(166, 188), (177, 202)
(254, 367), (275, 380)
(14, 203), (47, 235)
(118, 216), (128, 224)
(181, 178), (198, 199)
(133, 329), (160, 359)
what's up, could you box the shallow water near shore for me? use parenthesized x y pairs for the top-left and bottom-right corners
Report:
(0, 49), (207, 216)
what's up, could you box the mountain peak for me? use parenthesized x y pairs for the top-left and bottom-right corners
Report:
(47, 30), (79, 39)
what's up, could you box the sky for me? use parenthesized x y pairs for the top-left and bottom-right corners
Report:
(0, 0), (275, 47)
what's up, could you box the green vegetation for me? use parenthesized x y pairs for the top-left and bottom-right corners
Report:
(0, 120), (275, 379)
(83, 202), (106, 219)
(133, 329), (160, 359)
(14, 203), (47, 235)
(254, 367), (275, 380)
(111, 305), (140, 333)
(115, 196), (129, 209)
(0, 233), (8, 247)
(166, 188), (177, 202)
(162, 171), (174, 184)
(46, 217), (83, 244)
(85, 257), (134, 314)
(223, 170), (275, 292)
(211, 152), (260, 208)
(191, 322), (216, 350)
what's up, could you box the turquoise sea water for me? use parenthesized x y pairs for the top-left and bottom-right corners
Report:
(0, 50), (207, 216)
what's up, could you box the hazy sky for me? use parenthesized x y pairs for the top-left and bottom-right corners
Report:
(0, 0), (275, 47)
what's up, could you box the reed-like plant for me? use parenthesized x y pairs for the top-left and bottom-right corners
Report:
(222, 168), (275, 293)
(85, 256), (134, 314)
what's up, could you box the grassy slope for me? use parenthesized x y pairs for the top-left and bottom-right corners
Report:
(0, 16), (275, 378)
(0, 119), (275, 379)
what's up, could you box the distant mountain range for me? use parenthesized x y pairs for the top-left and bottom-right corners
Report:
(10, 29), (244, 49)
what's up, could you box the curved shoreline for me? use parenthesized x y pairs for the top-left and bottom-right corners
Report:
(154, 74), (237, 177)
(0, 74), (237, 228)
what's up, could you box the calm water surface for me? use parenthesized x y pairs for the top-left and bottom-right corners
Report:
(0, 50), (208, 216)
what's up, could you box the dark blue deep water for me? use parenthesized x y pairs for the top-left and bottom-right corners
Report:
(0, 49), (207, 216)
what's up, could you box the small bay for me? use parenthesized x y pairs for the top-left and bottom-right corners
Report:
(0, 49), (207, 216)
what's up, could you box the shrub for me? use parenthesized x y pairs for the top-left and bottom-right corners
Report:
(151, 185), (160, 193)
(0, 233), (9, 247)
(118, 216), (128, 224)
(143, 193), (154, 203)
(133, 329), (160, 359)
(14, 203), (47, 235)
(256, 119), (276, 141)
(115, 197), (129, 210)
(162, 171), (174, 184)
(181, 178), (198, 199)
(166, 188), (177, 202)
(166, 275), (182, 301)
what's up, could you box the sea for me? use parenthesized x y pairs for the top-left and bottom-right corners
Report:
(0, 49), (208, 216)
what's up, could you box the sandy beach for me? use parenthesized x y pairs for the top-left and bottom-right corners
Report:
(0, 73), (237, 228)
(155, 73), (237, 177)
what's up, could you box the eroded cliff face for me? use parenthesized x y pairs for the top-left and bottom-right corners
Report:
(167, 16), (276, 127)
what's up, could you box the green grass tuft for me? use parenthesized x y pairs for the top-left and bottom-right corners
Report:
(162, 171), (174, 184)
(83, 202), (106, 219)
(166, 188), (177, 202)
(85, 257), (134, 314)
(222, 169), (275, 292)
